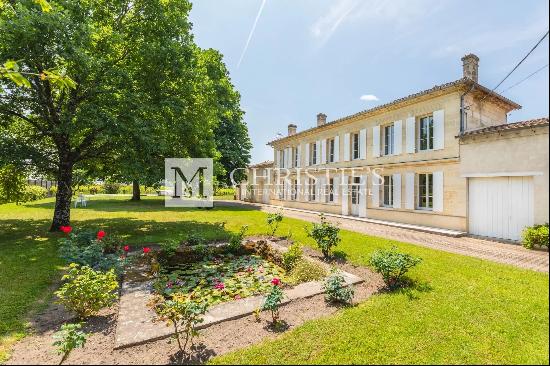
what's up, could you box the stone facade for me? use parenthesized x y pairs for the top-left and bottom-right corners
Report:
(240, 55), (549, 240)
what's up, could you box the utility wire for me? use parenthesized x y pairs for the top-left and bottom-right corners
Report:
(500, 63), (549, 93)
(492, 30), (549, 92)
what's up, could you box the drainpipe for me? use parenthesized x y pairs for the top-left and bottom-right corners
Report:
(460, 83), (475, 133)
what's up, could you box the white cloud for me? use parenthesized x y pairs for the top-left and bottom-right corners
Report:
(360, 94), (379, 102)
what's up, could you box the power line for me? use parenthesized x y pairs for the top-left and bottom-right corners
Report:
(492, 30), (549, 92)
(500, 63), (549, 93)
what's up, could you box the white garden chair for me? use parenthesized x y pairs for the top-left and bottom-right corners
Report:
(74, 193), (88, 208)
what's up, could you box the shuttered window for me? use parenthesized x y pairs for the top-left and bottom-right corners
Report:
(382, 175), (394, 207)
(352, 133), (360, 160)
(384, 124), (395, 155)
(417, 173), (433, 210)
(419, 115), (434, 151)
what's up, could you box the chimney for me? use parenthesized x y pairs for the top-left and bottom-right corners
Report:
(317, 113), (327, 127)
(461, 53), (479, 83)
(287, 123), (297, 136)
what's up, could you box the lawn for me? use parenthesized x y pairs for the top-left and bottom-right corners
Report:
(0, 196), (548, 364)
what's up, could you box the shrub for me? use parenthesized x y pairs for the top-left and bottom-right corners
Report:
(22, 185), (48, 201)
(103, 182), (120, 194)
(227, 225), (248, 254)
(52, 323), (87, 364)
(522, 224), (549, 250)
(267, 211), (283, 236)
(324, 270), (354, 304)
(55, 264), (118, 319)
(152, 294), (208, 355)
(306, 214), (341, 259)
(287, 259), (327, 285)
(58, 229), (129, 274)
(369, 247), (422, 288)
(262, 281), (284, 324)
(186, 233), (204, 246)
(281, 242), (303, 271)
(159, 239), (181, 258)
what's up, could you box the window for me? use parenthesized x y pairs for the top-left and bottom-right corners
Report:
(310, 143), (317, 165)
(351, 176), (361, 204)
(419, 115), (434, 151)
(352, 133), (360, 160)
(308, 178), (316, 201)
(328, 139), (335, 163)
(384, 125), (395, 155)
(293, 147), (298, 168)
(382, 175), (393, 207)
(280, 150), (285, 168)
(328, 178), (334, 202)
(417, 173), (433, 210)
(291, 179), (297, 201)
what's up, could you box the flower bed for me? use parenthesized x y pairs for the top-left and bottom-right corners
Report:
(153, 253), (287, 307)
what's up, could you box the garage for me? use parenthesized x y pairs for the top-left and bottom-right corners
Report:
(468, 176), (534, 241)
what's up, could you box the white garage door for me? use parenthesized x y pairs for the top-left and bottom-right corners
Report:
(469, 176), (534, 241)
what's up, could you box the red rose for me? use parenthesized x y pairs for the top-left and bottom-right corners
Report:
(271, 278), (281, 286)
(143, 247), (151, 254)
(124, 245), (130, 252)
(97, 230), (106, 240)
(60, 226), (72, 234)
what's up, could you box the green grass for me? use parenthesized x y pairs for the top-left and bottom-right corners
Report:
(0, 196), (548, 364)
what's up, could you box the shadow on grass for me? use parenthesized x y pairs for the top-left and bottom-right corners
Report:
(24, 198), (260, 214)
(377, 277), (434, 301)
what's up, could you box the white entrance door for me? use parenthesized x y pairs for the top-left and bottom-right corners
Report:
(350, 177), (361, 216)
(468, 176), (534, 241)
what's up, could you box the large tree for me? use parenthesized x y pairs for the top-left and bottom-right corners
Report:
(0, 0), (221, 230)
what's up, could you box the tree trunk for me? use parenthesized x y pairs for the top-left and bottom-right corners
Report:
(50, 161), (73, 232)
(131, 180), (141, 201)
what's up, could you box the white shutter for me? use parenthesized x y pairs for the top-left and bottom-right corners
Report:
(274, 149), (279, 167)
(433, 171), (444, 212)
(392, 173), (402, 209)
(343, 133), (350, 161)
(433, 109), (445, 150)
(315, 140), (321, 165)
(305, 143), (310, 166)
(303, 177), (309, 201)
(333, 175), (340, 203)
(371, 175), (380, 207)
(394, 120), (402, 155)
(321, 139), (327, 164)
(359, 129), (367, 159)
(405, 172), (415, 209)
(334, 135), (340, 162)
(341, 175), (349, 215)
(285, 148), (290, 168)
(406, 117), (415, 154)
(317, 176), (325, 202)
(373, 125), (381, 158)
(359, 175), (367, 217)
(296, 145), (301, 168)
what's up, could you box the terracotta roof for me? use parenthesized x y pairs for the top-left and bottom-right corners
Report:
(248, 160), (273, 168)
(268, 77), (521, 145)
(460, 118), (549, 137)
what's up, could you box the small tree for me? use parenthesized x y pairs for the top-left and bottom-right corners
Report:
(52, 323), (87, 365)
(306, 214), (341, 259)
(153, 295), (208, 355)
(262, 279), (284, 325)
(267, 211), (284, 236)
(55, 264), (118, 319)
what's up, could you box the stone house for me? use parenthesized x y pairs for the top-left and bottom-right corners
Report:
(240, 54), (549, 241)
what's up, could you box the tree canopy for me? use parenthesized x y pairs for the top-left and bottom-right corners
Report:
(0, 0), (251, 229)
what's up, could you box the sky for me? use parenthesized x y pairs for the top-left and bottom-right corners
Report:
(189, 0), (550, 164)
